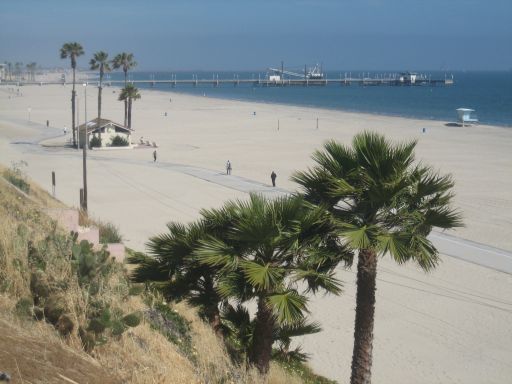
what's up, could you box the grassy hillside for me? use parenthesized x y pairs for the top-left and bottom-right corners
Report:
(0, 163), (324, 384)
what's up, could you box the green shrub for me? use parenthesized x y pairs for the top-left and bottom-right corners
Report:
(89, 136), (102, 148)
(110, 135), (129, 147)
(3, 161), (30, 194)
(15, 297), (34, 317)
(98, 221), (123, 243)
(145, 301), (193, 357)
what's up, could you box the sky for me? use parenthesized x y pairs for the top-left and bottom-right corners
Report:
(1, 0), (511, 71)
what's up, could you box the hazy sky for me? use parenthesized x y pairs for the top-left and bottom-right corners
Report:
(1, 0), (511, 71)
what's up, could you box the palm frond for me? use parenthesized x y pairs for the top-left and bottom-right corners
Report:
(268, 290), (309, 325)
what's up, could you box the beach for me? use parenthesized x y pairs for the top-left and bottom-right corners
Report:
(1, 83), (511, 383)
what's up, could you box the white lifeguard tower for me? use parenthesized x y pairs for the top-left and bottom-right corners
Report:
(456, 108), (478, 126)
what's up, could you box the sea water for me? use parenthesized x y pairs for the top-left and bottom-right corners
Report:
(107, 71), (512, 127)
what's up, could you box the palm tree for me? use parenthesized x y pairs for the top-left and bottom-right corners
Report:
(89, 51), (111, 142)
(26, 62), (37, 81)
(196, 194), (348, 374)
(293, 132), (462, 384)
(112, 53), (137, 126)
(118, 84), (141, 129)
(220, 303), (322, 365)
(129, 219), (227, 336)
(60, 42), (84, 147)
(14, 62), (23, 80)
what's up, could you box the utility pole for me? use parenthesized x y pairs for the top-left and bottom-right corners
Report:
(82, 83), (88, 212)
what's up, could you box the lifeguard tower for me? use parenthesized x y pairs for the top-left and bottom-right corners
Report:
(456, 108), (478, 127)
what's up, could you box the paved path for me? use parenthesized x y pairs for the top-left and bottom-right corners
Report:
(10, 121), (512, 274)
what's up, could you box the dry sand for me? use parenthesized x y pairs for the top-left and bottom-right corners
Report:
(1, 83), (511, 383)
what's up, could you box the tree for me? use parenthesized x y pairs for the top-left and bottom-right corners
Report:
(14, 62), (23, 80)
(60, 42), (84, 147)
(292, 132), (462, 384)
(26, 62), (37, 81)
(220, 303), (322, 365)
(129, 219), (228, 337)
(118, 84), (141, 129)
(112, 53), (136, 126)
(89, 51), (111, 141)
(196, 194), (348, 374)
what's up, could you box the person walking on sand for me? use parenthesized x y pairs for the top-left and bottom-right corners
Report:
(226, 160), (232, 175)
(153, 150), (157, 162)
(271, 171), (277, 187)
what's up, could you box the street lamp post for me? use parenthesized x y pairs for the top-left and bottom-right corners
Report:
(82, 83), (88, 212)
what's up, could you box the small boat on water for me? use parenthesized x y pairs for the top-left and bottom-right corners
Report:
(456, 108), (479, 126)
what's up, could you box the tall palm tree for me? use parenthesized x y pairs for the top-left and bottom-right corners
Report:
(112, 52), (137, 126)
(4, 62), (12, 80)
(26, 62), (37, 81)
(89, 51), (111, 141)
(60, 42), (84, 147)
(14, 62), (23, 80)
(118, 84), (141, 129)
(196, 194), (348, 374)
(293, 132), (462, 384)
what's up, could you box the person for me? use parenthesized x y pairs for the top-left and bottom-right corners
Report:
(164, 112), (167, 117)
(153, 150), (157, 162)
(271, 171), (277, 187)
(63, 126), (67, 135)
(226, 160), (232, 175)
(46, 120), (49, 127)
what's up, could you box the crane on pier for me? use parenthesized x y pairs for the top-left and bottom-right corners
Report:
(268, 63), (324, 80)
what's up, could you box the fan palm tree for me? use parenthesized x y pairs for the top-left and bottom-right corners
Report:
(118, 84), (141, 129)
(129, 219), (228, 336)
(196, 194), (349, 374)
(292, 131), (462, 384)
(89, 51), (111, 142)
(112, 52), (137, 126)
(60, 42), (84, 147)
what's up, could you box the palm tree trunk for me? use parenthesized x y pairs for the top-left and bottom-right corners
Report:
(350, 249), (378, 384)
(72, 68), (76, 147)
(98, 73), (102, 142)
(203, 277), (223, 338)
(128, 98), (132, 129)
(124, 71), (128, 127)
(249, 296), (274, 374)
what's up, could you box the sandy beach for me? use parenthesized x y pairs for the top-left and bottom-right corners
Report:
(1, 83), (511, 383)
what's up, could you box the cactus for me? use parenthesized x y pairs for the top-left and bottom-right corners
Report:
(71, 240), (113, 291)
(110, 319), (127, 336)
(87, 318), (107, 334)
(122, 311), (142, 327)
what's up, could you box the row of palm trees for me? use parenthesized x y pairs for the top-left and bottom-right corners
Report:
(130, 132), (462, 383)
(2, 61), (37, 81)
(59, 42), (140, 147)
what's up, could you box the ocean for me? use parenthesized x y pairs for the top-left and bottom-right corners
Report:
(105, 71), (512, 127)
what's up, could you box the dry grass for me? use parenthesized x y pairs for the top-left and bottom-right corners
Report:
(0, 166), (310, 384)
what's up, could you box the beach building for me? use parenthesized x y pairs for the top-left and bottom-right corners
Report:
(456, 108), (479, 126)
(0, 63), (6, 81)
(78, 118), (133, 148)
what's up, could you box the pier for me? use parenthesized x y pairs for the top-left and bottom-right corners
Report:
(3, 75), (454, 88)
